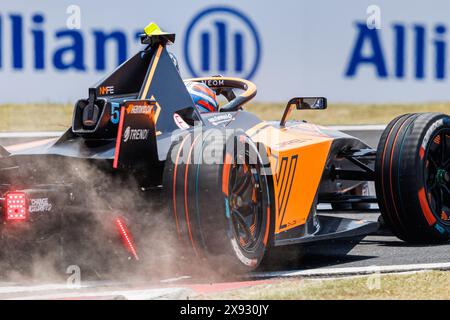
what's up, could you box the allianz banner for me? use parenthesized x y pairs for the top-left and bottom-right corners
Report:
(1, 0), (450, 103)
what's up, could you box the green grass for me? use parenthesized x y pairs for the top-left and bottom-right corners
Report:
(0, 103), (73, 132)
(0, 102), (449, 131)
(197, 271), (450, 300)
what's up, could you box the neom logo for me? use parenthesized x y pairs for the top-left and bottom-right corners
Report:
(0, 13), (142, 71)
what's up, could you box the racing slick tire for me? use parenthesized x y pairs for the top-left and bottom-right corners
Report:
(163, 130), (274, 272)
(375, 113), (450, 243)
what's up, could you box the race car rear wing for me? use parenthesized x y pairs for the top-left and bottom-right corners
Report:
(71, 21), (196, 136)
(71, 22), (200, 172)
(280, 97), (327, 126)
(113, 100), (158, 170)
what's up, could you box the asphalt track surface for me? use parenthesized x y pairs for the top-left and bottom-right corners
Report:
(0, 128), (448, 299)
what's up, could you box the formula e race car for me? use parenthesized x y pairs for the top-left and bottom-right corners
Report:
(0, 23), (448, 273)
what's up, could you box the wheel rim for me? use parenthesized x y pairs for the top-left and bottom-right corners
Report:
(227, 159), (264, 252)
(424, 129), (450, 224)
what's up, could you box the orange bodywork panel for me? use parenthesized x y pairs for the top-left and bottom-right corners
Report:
(247, 123), (333, 234)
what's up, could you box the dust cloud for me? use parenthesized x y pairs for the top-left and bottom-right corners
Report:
(0, 155), (232, 288)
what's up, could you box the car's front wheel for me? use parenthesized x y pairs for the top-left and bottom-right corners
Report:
(163, 130), (273, 272)
(375, 113), (450, 243)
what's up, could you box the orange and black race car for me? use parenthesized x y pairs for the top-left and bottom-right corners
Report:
(0, 23), (448, 272)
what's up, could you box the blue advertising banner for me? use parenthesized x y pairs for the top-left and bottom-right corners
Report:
(1, 0), (450, 104)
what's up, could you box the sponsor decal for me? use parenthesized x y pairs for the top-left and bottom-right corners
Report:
(98, 85), (114, 95)
(127, 104), (153, 114)
(207, 113), (233, 125)
(184, 6), (261, 80)
(274, 139), (310, 148)
(123, 126), (130, 142)
(422, 119), (444, 149)
(173, 113), (190, 129)
(0, 13), (135, 72)
(123, 126), (149, 142)
(201, 79), (225, 87)
(29, 198), (52, 213)
(345, 22), (449, 80)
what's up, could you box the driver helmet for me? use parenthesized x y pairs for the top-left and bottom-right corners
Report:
(185, 81), (219, 113)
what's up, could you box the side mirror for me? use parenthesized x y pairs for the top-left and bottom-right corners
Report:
(291, 97), (327, 110)
(280, 97), (327, 126)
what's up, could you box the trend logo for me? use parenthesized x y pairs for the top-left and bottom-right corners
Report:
(184, 6), (261, 80)
(123, 126), (131, 142)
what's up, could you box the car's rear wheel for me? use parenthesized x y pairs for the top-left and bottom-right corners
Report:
(163, 130), (273, 272)
(375, 113), (450, 243)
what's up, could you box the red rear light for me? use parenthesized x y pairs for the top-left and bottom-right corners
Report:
(4, 192), (28, 221)
(115, 218), (139, 261)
